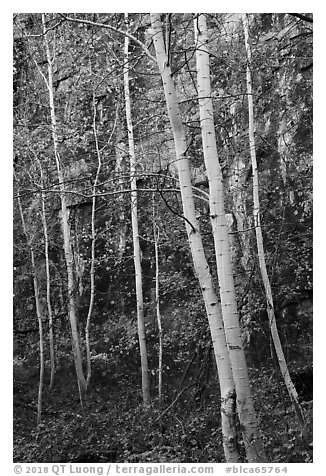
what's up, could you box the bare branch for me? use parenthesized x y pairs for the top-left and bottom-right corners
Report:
(32, 58), (49, 91)
(26, 18), (65, 37)
(59, 14), (157, 62)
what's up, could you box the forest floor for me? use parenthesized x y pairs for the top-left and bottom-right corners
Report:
(13, 365), (313, 464)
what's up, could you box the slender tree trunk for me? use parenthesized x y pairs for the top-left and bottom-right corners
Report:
(242, 13), (305, 426)
(152, 195), (163, 406)
(84, 95), (103, 387)
(124, 13), (150, 407)
(113, 108), (128, 313)
(38, 160), (55, 390)
(150, 14), (240, 462)
(194, 14), (266, 462)
(114, 110), (128, 266)
(41, 14), (87, 403)
(16, 188), (44, 424)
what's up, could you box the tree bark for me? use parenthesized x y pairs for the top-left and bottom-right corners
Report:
(152, 194), (163, 407)
(124, 13), (150, 407)
(84, 94), (103, 388)
(37, 159), (55, 390)
(114, 113), (128, 266)
(41, 14), (87, 403)
(194, 13), (266, 462)
(16, 187), (44, 424)
(150, 13), (240, 462)
(242, 13), (305, 427)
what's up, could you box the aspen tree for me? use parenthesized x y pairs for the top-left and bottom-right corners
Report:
(242, 13), (304, 426)
(85, 94), (103, 388)
(150, 13), (240, 462)
(37, 159), (55, 390)
(124, 13), (150, 406)
(85, 96), (118, 387)
(114, 112), (128, 265)
(152, 194), (163, 406)
(194, 13), (266, 462)
(16, 185), (44, 424)
(41, 14), (87, 402)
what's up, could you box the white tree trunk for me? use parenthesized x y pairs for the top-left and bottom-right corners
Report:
(194, 13), (266, 462)
(124, 13), (150, 407)
(114, 116), (128, 265)
(42, 14), (87, 402)
(150, 13), (240, 462)
(242, 13), (304, 427)
(85, 94), (103, 387)
(152, 195), (163, 406)
(38, 160), (55, 390)
(16, 189), (44, 424)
